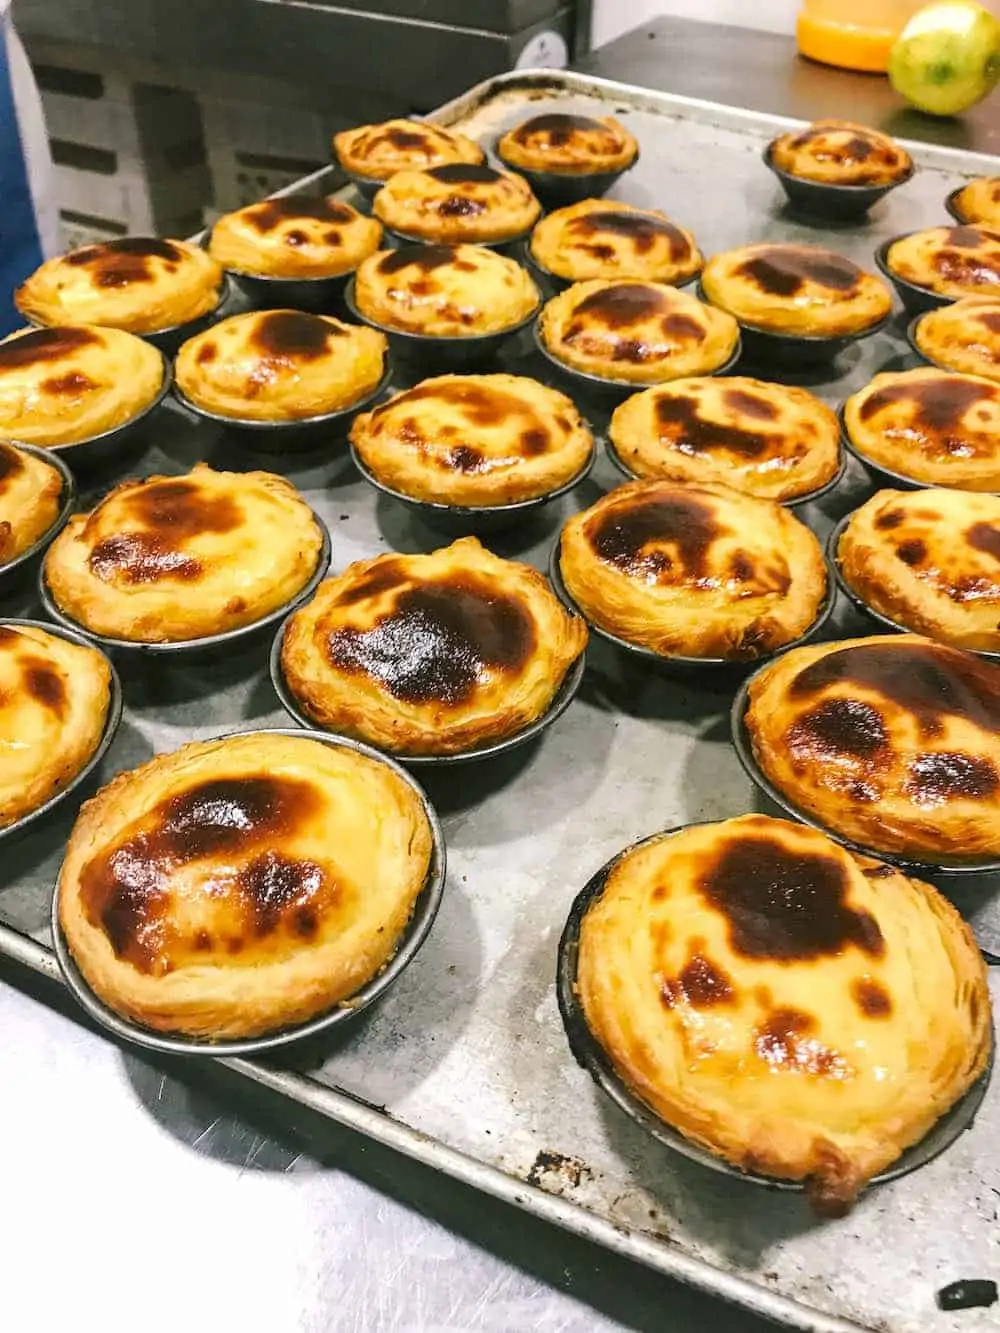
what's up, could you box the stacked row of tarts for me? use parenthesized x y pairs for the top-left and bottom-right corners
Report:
(0, 107), (997, 1218)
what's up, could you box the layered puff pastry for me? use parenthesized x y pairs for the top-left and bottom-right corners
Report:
(353, 244), (539, 337)
(609, 376), (841, 501)
(837, 489), (1000, 652)
(208, 196), (382, 278)
(914, 297), (1000, 383)
(576, 814), (990, 1213)
(844, 367), (1000, 491)
(281, 537), (588, 756)
(950, 177), (1000, 227)
(15, 238), (224, 335)
(350, 373), (593, 506)
(768, 120), (913, 186)
(57, 731), (434, 1039)
(497, 113), (638, 175)
(530, 200), (703, 286)
(373, 164), (540, 245)
(175, 310), (387, 421)
(702, 244), (892, 336)
(539, 280), (739, 385)
(886, 226), (1000, 300)
(559, 480), (827, 659)
(744, 634), (1000, 860)
(0, 441), (65, 563)
(0, 325), (165, 445)
(44, 463), (324, 643)
(333, 118), (485, 183)
(0, 623), (112, 827)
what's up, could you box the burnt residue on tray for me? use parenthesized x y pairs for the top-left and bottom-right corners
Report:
(526, 1149), (594, 1192)
(936, 1279), (999, 1311)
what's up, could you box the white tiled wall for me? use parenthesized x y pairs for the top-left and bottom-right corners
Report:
(591, 0), (800, 48)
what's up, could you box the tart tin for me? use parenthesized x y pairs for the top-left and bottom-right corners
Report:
(51, 725), (447, 1057)
(874, 237), (955, 316)
(344, 275), (541, 374)
(827, 512), (1000, 663)
(38, 512), (332, 661)
(218, 266), (352, 314)
(269, 612), (587, 767)
(837, 401), (927, 493)
(531, 317), (742, 408)
(548, 535), (836, 679)
(0, 618), (123, 844)
(350, 434), (597, 535)
(945, 185), (972, 226)
(0, 445), (76, 596)
(140, 274), (236, 355)
(171, 363), (392, 452)
(762, 143), (914, 221)
(557, 823), (995, 1195)
(731, 666), (1000, 876)
(382, 222), (535, 260)
(524, 241), (701, 295)
(604, 432), (846, 510)
(494, 136), (639, 209)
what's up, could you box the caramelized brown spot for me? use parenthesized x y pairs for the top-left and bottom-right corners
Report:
(655, 393), (771, 459)
(193, 929), (212, 951)
(40, 370), (94, 395)
(23, 659), (66, 715)
(385, 126), (431, 151)
(65, 237), (183, 289)
(587, 492), (722, 581)
(378, 244), (459, 277)
(448, 445), (484, 472)
(513, 113), (606, 148)
(336, 559), (407, 606)
(569, 210), (690, 260)
(251, 311), (336, 360)
(874, 508), (905, 531)
(725, 389), (779, 421)
(89, 533), (202, 585)
(736, 247), (861, 298)
(906, 752), (998, 805)
(968, 522), (1000, 561)
(852, 978), (892, 1017)
(676, 954), (736, 1007)
(244, 196), (354, 233)
(660, 313), (704, 341)
(573, 282), (667, 328)
(788, 697), (889, 761)
(196, 342), (217, 365)
(700, 834), (884, 961)
(896, 538), (927, 566)
(0, 444), (24, 486)
(858, 375), (992, 432)
(285, 229), (308, 247)
(521, 427), (548, 456)
(932, 230), (1000, 286)
(754, 1007), (850, 1078)
(0, 326), (98, 368)
(236, 850), (328, 936)
(428, 163), (500, 185)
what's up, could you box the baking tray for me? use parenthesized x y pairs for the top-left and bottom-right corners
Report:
(2, 70), (1000, 1333)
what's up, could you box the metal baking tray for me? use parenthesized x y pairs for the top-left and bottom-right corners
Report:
(2, 70), (1000, 1333)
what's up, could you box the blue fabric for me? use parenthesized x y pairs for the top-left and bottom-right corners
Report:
(0, 16), (42, 335)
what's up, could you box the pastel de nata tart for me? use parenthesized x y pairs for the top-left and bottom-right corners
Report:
(57, 730), (434, 1039)
(353, 244), (540, 338)
(539, 281), (739, 386)
(844, 367), (1000, 491)
(208, 196), (382, 278)
(913, 297), (1000, 383)
(0, 622), (113, 827)
(373, 164), (540, 245)
(15, 238), (224, 335)
(350, 374), (593, 507)
(574, 814), (990, 1213)
(44, 463), (325, 643)
(497, 113), (638, 176)
(559, 480), (827, 660)
(609, 376), (841, 502)
(768, 120), (913, 186)
(949, 177), (1000, 227)
(884, 226), (1000, 300)
(333, 118), (485, 184)
(702, 244), (892, 337)
(0, 441), (65, 564)
(281, 537), (587, 756)
(175, 310), (387, 422)
(0, 325), (165, 447)
(837, 489), (1000, 653)
(529, 199), (703, 286)
(743, 634), (1000, 861)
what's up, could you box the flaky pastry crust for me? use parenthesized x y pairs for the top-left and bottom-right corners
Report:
(914, 297), (1000, 384)
(333, 118), (485, 182)
(769, 120), (912, 186)
(208, 196), (382, 278)
(373, 164), (540, 244)
(497, 113), (638, 175)
(887, 226), (1000, 299)
(530, 199), (703, 285)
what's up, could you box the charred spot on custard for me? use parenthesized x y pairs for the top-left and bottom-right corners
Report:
(428, 164), (500, 185)
(88, 533), (203, 585)
(660, 952), (736, 1010)
(572, 282), (668, 329)
(236, 849), (330, 938)
(22, 659), (67, 715)
(905, 751), (999, 806)
(244, 196), (355, 233)
(654, 392), (772, 459)
(65, 237), (184, 289)
(0, 326), (99, 369)
(858, 375), (992, 433)
(852, 977), (892, 1017)
(512, 113), (607, 148)
(336, 558), (408, 606)
(196, 341), (218, 365)
(569, 210), (690, 260)
(251, 311), (340, 360)
(753, 1006), (851, 1079)
(736, 247), (862, 299)
(378, 245), (459, 277)
(967, 521), (1000, 561)
(585, 491), (723, 582)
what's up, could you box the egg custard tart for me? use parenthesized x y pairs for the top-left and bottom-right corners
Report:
(768, 120), (913, 186)
(530, 199), (703, 286)
(950, 177), (1000, 227)
(702, 243), (892, 337)
(57, 730), (434, 1039)
(333, 118), (485, 184)
(281, 537), (587, 756)
(0, 441), (65, 563)
(16, 238), (224, 335)
(575, 814), (990, 1213)
(913, 297), (1000, 383)
(208, 196), (382, 278)
(539, 280), (739, 385)
(609, 376), (841, 501)
(175, 310), (387, 422)
(353, 244), (539, 338)
(44, 463), (324, 643)
(744, 634), (1000, 861)
(559, 480), (827, 660)
(351, 373), (593, 507)
(373, 164), (540, 245)
(0, 324), (165, 446)
(497, 113), (638, 176)
(837, 489), (1000, 652)
(0, 622), (113, 827)
(886, 226), (1000, 300)
(844, 368), (1000, 491)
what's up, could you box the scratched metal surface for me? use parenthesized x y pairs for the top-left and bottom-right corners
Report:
(1, 71), (999, 1333)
